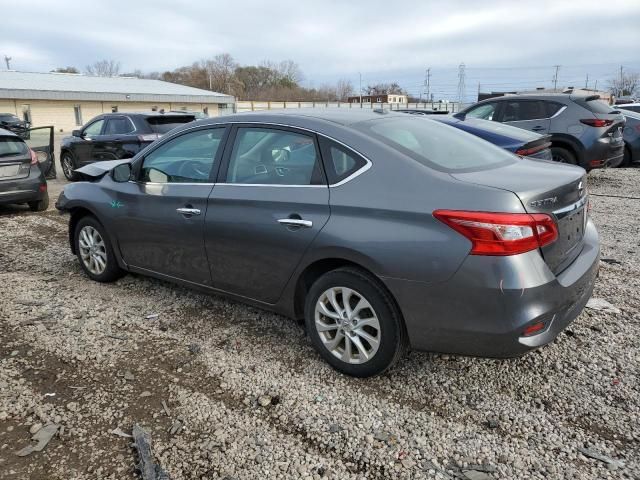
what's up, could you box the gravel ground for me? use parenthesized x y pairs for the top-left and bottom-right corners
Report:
(0, 168), (639, 480)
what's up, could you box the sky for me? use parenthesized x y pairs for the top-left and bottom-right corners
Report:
(2, 0), (639, 101)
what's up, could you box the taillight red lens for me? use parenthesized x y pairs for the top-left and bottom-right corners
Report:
(522, 321), (546, 336)
(580, 118), (613, 128)
(29, 149), (38, 165)
(433, 210), (558, 256)
(515, 142), (552, 156)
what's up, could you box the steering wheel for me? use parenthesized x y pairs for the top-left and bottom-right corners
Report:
(177, 160), (210, 181)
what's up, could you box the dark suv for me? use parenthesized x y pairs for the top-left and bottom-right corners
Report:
(60, 112), (196, 181)
(0, 113), (31, 139)
(457, 94), (625, 170)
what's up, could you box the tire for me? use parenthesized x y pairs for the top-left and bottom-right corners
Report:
(620, 146), (632, 168)
(28, 193), (49, 212)
(73, 216), (125, 283)
(550, 146), (577, 165)
(61, 152), (78, 181)
(304, 267), (408, 377)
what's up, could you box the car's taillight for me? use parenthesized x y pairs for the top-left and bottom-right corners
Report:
(138, 133), (160, 142)
(29, 148), (38, 165)
(515, 142), (552, 156)
(580, 118), (613, 127)
(433, 210), (558, 256)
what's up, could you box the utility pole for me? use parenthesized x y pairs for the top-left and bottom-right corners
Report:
(359, 72), (362, 107)
(620, 65), (624, 97)
(4, 55), (11, 70)
(552, 65), (561, 91)
(456, 63), (466, 106)
(585, 73), (589, 89)
(425, 68), (431, 101)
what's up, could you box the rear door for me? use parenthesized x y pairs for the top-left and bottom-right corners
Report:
(114, 126), (228, 284)
(24, 126), (55, 179)
(498, 99), (551, 134)
(205, 125), (330, 303)
(98, 116), (140, 161)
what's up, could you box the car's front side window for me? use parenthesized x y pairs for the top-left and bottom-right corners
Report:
(83, 120), (104, 136)
(466, 103), (497, 120)
(140, 128), (224, 183)
(225, 127), (324, 185)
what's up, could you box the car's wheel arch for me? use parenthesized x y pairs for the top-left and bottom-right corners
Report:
(548, 134), (583, 162)
(290, 255), (402, 323)
(67, 206), (127, 270)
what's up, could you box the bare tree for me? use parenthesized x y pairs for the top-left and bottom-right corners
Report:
(201, 54), (241, 94)
(608, 71), (639, 97)
(85, 59), (121, 77)
(335, 78), (354, 100)
(51, 66), (79, 74)
(366, 82), (406, 95)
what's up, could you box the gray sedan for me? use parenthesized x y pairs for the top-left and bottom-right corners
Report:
(55, 110), (599, 377)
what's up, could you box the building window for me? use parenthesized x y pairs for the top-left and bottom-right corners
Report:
(111, 106), (118, 113)
(376, 97), (381, 103)
(151, 106), (158, 112)
(21, 104), (32, 124)
(73, 105), (83, 126)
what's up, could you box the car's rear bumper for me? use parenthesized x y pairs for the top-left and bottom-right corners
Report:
(382, 218), (600, 358)
(583, 137), (625, 169)
(0, 167), (47, 204)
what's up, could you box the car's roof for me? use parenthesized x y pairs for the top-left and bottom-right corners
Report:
(98, 111), (196, 118)
(0, 112), (19, 116)
(201, 108), (409, 127)
(618, 103), (640, 107)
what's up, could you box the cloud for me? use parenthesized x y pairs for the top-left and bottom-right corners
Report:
(1, 0), (638, 88)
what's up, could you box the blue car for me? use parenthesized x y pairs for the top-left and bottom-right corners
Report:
(399, 110), (553, 160)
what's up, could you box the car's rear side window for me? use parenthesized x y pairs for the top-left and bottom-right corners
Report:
(0, 137), (28, 157)
(104, 117), (135, 135)
(146, 116), (196, 134)
(577, 98), (616, 114)
(356, 116), (516, 173)
(545, 102), (564, 117)
(319, 139), (367, 184)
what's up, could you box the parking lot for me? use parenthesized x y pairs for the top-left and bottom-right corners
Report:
(0, 167), (638, 479)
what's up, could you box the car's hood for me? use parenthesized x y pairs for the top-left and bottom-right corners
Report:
(76, 159), (129, 178)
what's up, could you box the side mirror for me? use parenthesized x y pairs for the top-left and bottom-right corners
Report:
(112, 163), (132, 182)
(72, 129), (83, 137)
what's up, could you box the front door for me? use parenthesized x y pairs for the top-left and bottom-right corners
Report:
(205, 125), (330, 304)
(73, 118), (105, 167)
(97, 116), (139, 161)
(114, 126), (227, 284)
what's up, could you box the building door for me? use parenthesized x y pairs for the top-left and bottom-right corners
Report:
(21, 105), (31, 124)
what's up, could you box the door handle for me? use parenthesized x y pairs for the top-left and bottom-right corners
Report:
(177, 207), (201, 216)
(278, 218), (313, 228)
(531, 126), (545, 131)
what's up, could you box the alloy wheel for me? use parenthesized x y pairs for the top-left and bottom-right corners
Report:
(78, 226), (107, 275)
(62, 156), (74, 178)
(314, 287), (381, 364)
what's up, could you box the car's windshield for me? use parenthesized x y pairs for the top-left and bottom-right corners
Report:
(0, 137), (28, 157)
(0, 114), (19, 122)
(355, 116), (517, 172)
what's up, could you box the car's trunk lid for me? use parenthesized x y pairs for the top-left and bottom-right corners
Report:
(452, 159), (587, 274)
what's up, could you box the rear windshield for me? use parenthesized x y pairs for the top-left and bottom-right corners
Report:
(146, 116), (195, 134)
(0, 114), (19, 122)
(355, 116), (516, 172)
(578, 98), (616, 114)
(0, 137), (28, 157)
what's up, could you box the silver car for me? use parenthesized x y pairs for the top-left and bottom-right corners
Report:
(56, 110), (599, 377)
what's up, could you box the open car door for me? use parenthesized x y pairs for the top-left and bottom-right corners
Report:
(24, 126), (56, 179)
